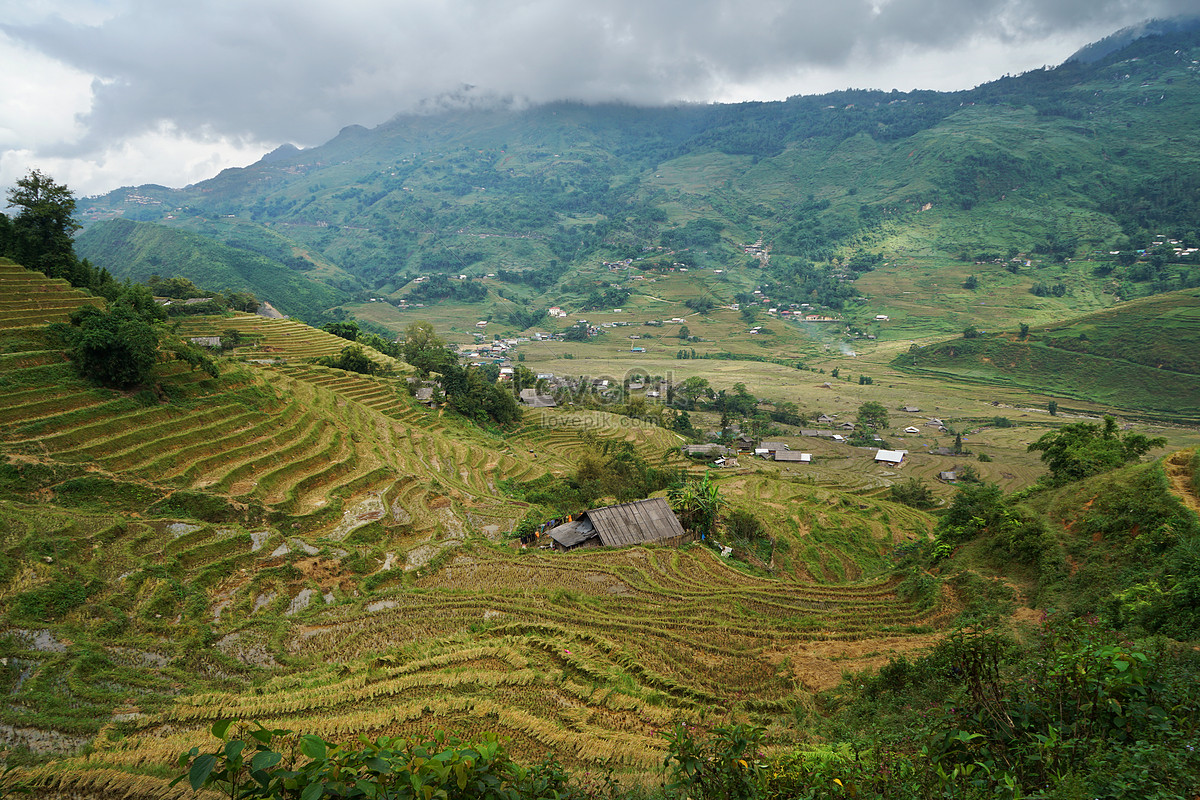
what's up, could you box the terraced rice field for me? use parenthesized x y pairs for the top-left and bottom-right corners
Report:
(172, 314), (404, 372)
(0, 261), (104, 330)
(36, 537), (945, 795)
(0, 272), (948, 798)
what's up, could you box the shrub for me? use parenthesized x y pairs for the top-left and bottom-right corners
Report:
(176, 722), (583, 800)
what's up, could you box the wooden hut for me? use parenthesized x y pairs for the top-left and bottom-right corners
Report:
(546, 497), (690, 551)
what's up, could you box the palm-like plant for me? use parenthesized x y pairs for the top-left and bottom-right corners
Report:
(669, 472), (725, 537)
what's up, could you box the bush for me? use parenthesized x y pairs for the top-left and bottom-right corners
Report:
(177, 722), (584, 800)
(724, 509), (767, 541)
(889, 478), (935, 509)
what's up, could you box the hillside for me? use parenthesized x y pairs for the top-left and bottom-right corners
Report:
(74, 25), (1200, 341)
(889, 287), (1200, 420)
(0, 267), (957, 796)
(74, 219), (350, 322)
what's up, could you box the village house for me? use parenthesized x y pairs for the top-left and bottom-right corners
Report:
(545, 498), (690, 551)
(682, 444), (733, 458)
(518, 388), (556, 408)
(875, 449), (907, 465)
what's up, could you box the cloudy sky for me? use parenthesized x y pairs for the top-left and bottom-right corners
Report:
(2, 0), (1196, 197)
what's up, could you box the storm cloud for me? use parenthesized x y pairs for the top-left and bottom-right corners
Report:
(2, 0), (1196, 194)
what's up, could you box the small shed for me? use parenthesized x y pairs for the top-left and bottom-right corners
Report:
(904, 426), (921, 434)
(545, 498), (689, 551)
(759, 441), (789, 453)
(938, 471), (958, 482)
(875, 449), (906, 465)
(414, 387), (436, 406)
(774, 451), (812, 463)
(519, 388), (556, 407)
(902, 406), (921, 413)
(683, 444), (733, 458)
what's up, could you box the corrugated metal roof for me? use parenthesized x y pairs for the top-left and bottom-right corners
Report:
(585, 497), (686, 548)
(546, 518), (596, 548)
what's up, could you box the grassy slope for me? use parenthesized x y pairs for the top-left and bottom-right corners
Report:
(889, 288), (1200, 419)
(74, 219), (349, 320)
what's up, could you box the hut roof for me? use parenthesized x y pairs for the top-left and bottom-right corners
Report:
(548, 498), (686, 549)
(774, 451), (812, 462)
(546, 518), (596, 549)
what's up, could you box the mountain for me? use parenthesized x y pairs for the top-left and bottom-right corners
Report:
(73, 21), (1200, 333)
(1067, 15), (1200, 63)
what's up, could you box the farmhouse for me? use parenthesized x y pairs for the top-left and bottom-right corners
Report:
(545, 498), (690, 551)
(774, 451), (812, 463)
(759, 441), (789, 453)
(875, 449), (907, 465)
(518, 388), (556, 407)
(683, 444), (733, 458)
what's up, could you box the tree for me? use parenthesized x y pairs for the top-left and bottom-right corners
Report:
(678, 325), (690, 340)
(677, 376), (711, 409)
(963, 274), (979, 290)
(5, 169), (80, 278)
(401, 321), (454, 376)
(963, 326), (981, 339)
(1047, 400), (1058, 416)
(1027, 416), (1166, 485)
(669, 472), (725, 537)
(563, 323), (590, 342)
(323, 320), (360, 341)
(227, 291), (259, 313)
(1018, 323), (1030, 340)
(889, 478), (935, 509)
(55, 304), (160, 388)
(314, 344), (378, 375)
(856, 401), (889, 432)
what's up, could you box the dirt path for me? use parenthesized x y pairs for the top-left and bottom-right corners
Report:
(1164, 449), (1200, 516)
